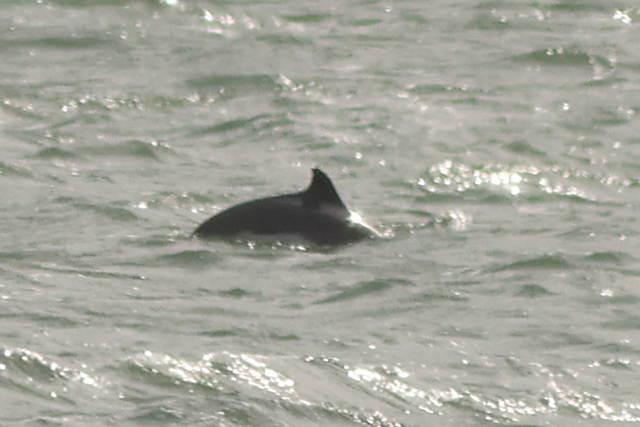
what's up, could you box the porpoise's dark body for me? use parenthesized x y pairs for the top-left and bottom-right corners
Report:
(193, 169), (378, 246)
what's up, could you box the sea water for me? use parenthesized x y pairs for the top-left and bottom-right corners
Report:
(1, 1), (640, 425)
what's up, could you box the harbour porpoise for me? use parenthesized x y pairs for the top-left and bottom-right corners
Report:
(193, 168), (380, 246)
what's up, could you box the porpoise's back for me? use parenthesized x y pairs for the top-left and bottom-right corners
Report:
(193, 169), (378, 246)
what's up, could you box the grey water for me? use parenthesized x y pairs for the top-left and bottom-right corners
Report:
(2, 0), (640, 425)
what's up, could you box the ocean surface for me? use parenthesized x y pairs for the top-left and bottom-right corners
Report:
(2, 0), (640, 425)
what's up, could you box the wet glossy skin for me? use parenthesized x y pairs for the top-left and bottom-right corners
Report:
(193, 169), (378, 246)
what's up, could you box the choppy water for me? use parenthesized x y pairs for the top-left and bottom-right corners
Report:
(2, 0), (640, 425)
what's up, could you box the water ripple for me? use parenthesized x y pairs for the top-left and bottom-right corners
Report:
(314, 278), (414, 305)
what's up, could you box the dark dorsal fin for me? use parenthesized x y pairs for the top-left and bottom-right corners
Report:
(302, 168), (348, 210)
